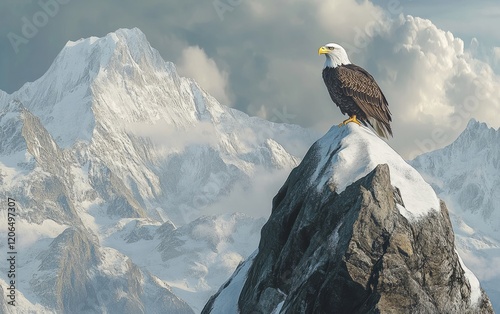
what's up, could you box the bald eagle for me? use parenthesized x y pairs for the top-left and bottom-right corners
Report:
(319, 43), (392, 138)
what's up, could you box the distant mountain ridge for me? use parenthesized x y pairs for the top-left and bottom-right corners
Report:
(411, 119), (500, 238)
(411, 119), (500, 312)
(0, 28), (316, 313)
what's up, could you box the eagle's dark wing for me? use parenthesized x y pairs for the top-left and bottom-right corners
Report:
(337, 64), (393, 138)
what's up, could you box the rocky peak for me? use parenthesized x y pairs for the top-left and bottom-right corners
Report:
(202, 125), (493, 313)
(30, 27), (165, 92)
(0, 100), (26, 156)
(32, 227), (194, 314)
(0, 28), (316, 312)
(8, 28), (191, 148)
(410, 119), (500, 234)
(446, 119), (500, 158)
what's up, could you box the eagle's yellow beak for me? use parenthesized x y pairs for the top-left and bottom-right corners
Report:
(318, 46), (329, 55)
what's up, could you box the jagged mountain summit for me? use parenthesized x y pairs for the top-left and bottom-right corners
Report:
(203, 124), (493, 314)
(0, 28), (316, 313)
(411, 119), (500, 239)
(411, 119), (500, 312)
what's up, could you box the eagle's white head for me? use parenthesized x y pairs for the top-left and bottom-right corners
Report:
(318, 43), (351, 69)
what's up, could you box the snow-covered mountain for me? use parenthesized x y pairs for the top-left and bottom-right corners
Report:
(411, 119), (500, 312)
(203, 124), (493, 313)
(0, 28), (316, 313)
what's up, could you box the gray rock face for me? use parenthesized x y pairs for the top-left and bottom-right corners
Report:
(410, 120), (500, 312)
(31, 227), (194, 314)
(234, 164), (493, 313)
(33, 228), (100, 313)
(203, 124), (494, 314)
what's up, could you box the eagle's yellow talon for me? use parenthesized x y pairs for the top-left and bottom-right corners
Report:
(339, 115), (361, 126)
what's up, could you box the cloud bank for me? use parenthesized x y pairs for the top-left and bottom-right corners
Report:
(1, 0), (499, 158)
(177, 46), (232, 106)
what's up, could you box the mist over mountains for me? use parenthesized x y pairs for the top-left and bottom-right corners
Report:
(0, 28), (315, 313)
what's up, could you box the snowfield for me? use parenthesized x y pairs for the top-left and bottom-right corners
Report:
(0, 28), (316, 313)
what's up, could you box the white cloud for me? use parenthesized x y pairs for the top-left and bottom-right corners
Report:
(316, 0), (387, 44)
(177, 46), (231, 106)
(203, 167), (291, 219)
(153, 3), (500, 160)
(126, 120), (218, 152)
(228, 0), (500, 158)
(3, 0), (500, 160)
(351, 14), (500, 158)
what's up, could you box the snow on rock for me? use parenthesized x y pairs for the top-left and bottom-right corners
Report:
(0, 89), (7, 101)
(203, 123), (493, 314)
(156, 214), (264, 312)
(312, 123), (440, 221)
(411, 119), (500, 312)
(0, 27), (317, 313)
(0, 280), (53, 314)
(203, 251), (257, 314)
(457, 250), (482, 306)
(411, 119), (500, 237)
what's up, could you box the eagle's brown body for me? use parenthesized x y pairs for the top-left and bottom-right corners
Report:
(319, 43), (392, 138)
(322, 63), (392, 138)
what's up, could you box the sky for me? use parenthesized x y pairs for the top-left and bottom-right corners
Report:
(0, 0), (499, 159)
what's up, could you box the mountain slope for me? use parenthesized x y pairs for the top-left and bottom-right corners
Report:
(410, 119), (500, 312)
(203, 124), (493, 313)
(411, 119), (500, 238)
(0, 28), (316, 313)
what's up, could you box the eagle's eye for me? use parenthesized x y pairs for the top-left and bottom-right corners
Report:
(328, 46), (335, 50)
